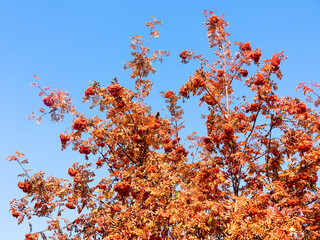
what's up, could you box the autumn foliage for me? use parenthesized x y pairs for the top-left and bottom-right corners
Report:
(7, 11), (320, 239)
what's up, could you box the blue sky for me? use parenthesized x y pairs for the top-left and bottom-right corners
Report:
(1, 0), (319, 239)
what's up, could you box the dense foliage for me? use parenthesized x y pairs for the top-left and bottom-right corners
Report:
(7, 11), (320, 240)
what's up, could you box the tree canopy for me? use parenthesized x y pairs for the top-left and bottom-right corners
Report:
(7, 11), (320, 240)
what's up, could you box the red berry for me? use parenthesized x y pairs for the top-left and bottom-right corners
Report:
(72, 118), (87, 131)
(84, 86), (95, 97)
(43, 95), (54, 107)
(68, 167), (78, 177)
(240, 42), (252, 51)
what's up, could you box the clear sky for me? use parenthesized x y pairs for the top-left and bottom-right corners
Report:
(1, 0), (319, 239)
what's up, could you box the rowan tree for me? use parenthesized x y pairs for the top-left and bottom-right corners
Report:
(7, 11), (320, 240)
